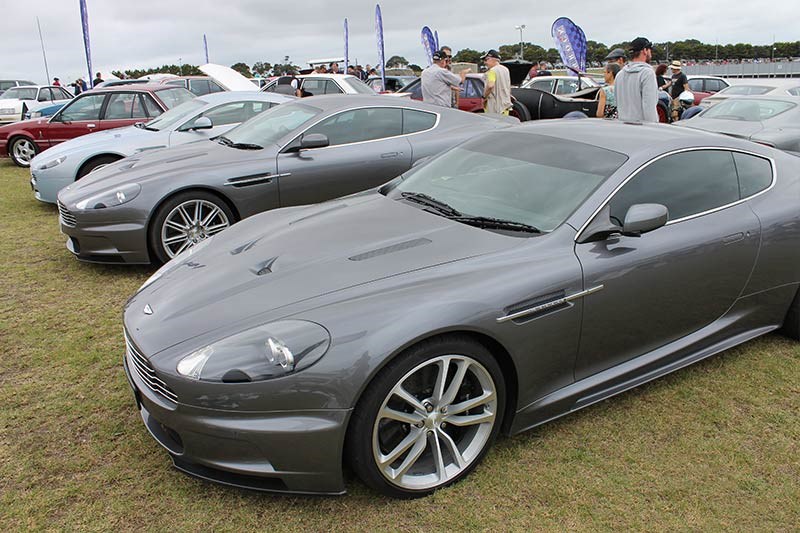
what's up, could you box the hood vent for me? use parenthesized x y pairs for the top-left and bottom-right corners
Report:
(253, 256), (278, 276)
(349, 238), (432, 261)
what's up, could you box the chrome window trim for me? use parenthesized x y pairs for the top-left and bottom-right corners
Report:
(278, 105), (440, 153)
(574, 146), (777, 243)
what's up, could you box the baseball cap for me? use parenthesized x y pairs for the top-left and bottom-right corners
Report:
(604, 48), (626, 61)
(629, 37), (653, 53)
(481, 49), (501, 60)
(432, 50), (448, 61)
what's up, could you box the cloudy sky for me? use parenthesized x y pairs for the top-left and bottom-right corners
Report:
(4, 1), (796, 82)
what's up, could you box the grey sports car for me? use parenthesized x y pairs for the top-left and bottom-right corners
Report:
(675, 95), (800, 151)
(122, 120), (800, 497)
(57, 95), (515, 264)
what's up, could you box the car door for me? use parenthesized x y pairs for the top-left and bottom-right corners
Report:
(44, 92), (107, 147)
(276, 107), (412, 206)
(574, 149), (761, 380)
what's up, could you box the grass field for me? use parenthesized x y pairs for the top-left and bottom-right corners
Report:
(1, 158), (798, 531)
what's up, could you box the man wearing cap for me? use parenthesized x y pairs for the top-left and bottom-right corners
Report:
(421, 49), (467, 108)
(614, 37), (658, 123)
(605, 48), (626, 67)
(481, 50), (512, 115)
(670, 60), (689, 120)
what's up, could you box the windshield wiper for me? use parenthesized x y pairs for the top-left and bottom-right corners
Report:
(448, 215), (542, 233)
(398, 191), (461, 216)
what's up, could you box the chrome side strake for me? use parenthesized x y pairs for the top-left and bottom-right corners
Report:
(496, 285), (604, 323)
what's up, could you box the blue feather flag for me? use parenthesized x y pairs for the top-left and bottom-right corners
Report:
(551, 17), (587, 73)
(375, 5), (386, 91)
(421, 26), (436, 66)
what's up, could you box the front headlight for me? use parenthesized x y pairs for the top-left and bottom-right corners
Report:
(176, 320), (331, 383)
(75, 183), (141, 210)
(37, 155), (66, 170)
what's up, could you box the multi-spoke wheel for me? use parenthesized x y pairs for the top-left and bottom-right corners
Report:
(149, 191), (235, 264)
(9, 137), (38, 167)
(348, 336), (505, 498)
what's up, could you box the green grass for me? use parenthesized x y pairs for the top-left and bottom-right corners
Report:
(1, 158), (798, 531)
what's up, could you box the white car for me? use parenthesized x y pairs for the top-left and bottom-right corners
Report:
(261, 74), (383, 96)
(699, 78), (800, 107)
(0, 85), (73, 123)
(29, 91), (293, 203)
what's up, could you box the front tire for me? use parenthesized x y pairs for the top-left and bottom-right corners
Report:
(9, 136), (38, 167)
(76, 155), (122, 179)
(510, 100), (531, 122)
(348, 335), (505, 498)
(148, 191), (234, 264)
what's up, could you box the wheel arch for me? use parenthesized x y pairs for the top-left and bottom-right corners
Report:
(74, 152), (126, 181)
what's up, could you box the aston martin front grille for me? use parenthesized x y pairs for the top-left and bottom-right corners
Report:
(57, 201), (77, 227)
(125, 330), (178, 403)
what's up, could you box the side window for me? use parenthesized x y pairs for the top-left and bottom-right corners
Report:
(197, 102), (250, 126)
(301, 79), (325, 96)
(706, 79), (724, 93)
(324, 80), (344, 94)
(58, 93), (106, 121)
(609, 150), (740, 223)
(688, 79), (704, 92)
(305, 107), (402, 146)
(166, 80), (185, 87)
(104, 92), (138, 119)
(555, 79), (580, 95)
(460, 79), (480, 98)
(141, 94), (163, 117)
(788, 87), (800, 97)
(208, 81), (225, 93)
(407, 81), (423, 99)
(531, 79), (553, 92)
(189, 80), (211, 96)
(38, 89), (51, 102)
(263, 82), (277, 93)
(59, 88), (73, 99)
(733, 152), (773, 198)
(402, 109), (436, 134)
(129, 94), (148, 119)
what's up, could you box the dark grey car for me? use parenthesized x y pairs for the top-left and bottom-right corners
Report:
(122, 120), (800, 498)
(57, 95), (515, 264)
(676, 95), (800, 151)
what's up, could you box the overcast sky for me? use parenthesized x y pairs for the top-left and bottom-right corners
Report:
(4, 1), (796, 82)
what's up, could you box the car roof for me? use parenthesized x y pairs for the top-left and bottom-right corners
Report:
(193, 91), (295, 105)
(705, 94), (800, 104)
(297, 74), (360, 80)
(286, 94), (465, 114)
(11, 85), (59, 90)
(88, 83), (187, 93)
(726, 78), (800, 88)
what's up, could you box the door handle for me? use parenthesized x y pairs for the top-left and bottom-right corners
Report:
(722, 232), (744, 245)
(87, 123), (96, 128)
(380, 152), (399, 159)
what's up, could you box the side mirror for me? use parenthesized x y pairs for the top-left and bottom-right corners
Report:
(188, 116), (213, 131)
(622, 203), (668, 236)
(300, 133), (329, 150)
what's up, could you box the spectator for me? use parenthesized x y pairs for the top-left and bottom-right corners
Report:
(347, 65), (356, 76)
(52, 77), (61, 86)
(329, 62), (340, 74)
(441, 46), (453, 70)
(669, 60), (689, 120)
(421, 49), (467, 108)
(92, 72), (104, 87)
(78, 78), (88, 92)
(481, 50), (512, 115)
(536, 61), (552, 76)
(615, 37), (658, 123)
(655, 64), (670, 91)
(356, 65), (367, 80)
(70, 79), (83, 95)
(596, 63), (620, 118)
(604, 48), (626, 67)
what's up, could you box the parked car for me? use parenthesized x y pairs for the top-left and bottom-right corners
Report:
(520, 75), (600, 95)
(120, 119), (800, 497)
(24, 101), (68, 120)
(0, 79), (36, 97)
(402, 74), (485, 112)
(261, 74), (379, 96)
(0, 85), (194, 167)
(366, 76), (417, 93)
(92, 79), (151, 89)
(686, 75), (730, 105)
(0, 85), (73, 123)
(699, 79), (800, 107)
(160, 76), (226, 96)
(675, 95), (800, 151)
(56, 95), (517, 264)
(30, 92), (293, 203)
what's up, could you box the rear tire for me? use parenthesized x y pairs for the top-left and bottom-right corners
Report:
(9, 136), (38, 167)
(510, 100), (531, 122)
(76, 155), (122, 180)
(780, 287), (800, 340)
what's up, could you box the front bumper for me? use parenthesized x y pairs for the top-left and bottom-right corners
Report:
(59, 205), (151, 264)
(123, 348), (350, 495)
(31, 168), (73, 204)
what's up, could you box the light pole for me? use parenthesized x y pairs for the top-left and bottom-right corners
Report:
(514, 24), (526, 60)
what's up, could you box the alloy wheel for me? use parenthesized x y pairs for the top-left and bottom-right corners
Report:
(11, 138), (36, 166)
(371, 354), (497, 491)
(160, 199), (230, 258)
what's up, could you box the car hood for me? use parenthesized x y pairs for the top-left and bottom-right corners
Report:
(126, 192), (521, 358)
(59, 139), (267, 202)
(0, 98), (25, 106)
(32, 125), (163, 165)
(678, 117), (764, 139)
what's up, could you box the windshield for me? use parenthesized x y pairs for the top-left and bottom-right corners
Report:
(345, 77), (377, 94)
(222, 102), (321, 147)
(719, 85), (772, 96)
(153, 87), (195, 109)
(390, 132), (627, 232)
(702, 98), (795, 121)
(3, 87), (37, 100)
(144, 98), (207, 131)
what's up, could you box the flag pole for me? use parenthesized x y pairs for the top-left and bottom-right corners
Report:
(37, 17), (51, 85)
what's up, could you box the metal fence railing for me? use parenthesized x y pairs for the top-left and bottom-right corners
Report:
(682, 62), (800, 78)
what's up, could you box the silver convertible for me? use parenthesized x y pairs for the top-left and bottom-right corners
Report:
(122, 120), (800, 497)
(57, 95), (515, 264)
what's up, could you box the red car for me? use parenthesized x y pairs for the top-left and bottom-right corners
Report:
(402, 73), (486, 112)
(0, 84), (194, 167)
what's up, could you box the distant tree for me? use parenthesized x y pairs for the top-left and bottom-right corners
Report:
(385, 55), (408, 68)
(231, 62), (253, 78)
(453, 48), (482, 64)
(113, 64), (202, 79)
(251, 61), (272, 76)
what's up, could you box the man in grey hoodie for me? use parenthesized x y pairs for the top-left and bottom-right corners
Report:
(615, 37), (658, 123)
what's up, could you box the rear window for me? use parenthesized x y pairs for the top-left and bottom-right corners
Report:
(3, 87), (37, 100)
(702, 98), (795, 121)
(153, 87), (195, 109)
(402, 109), (437, 134)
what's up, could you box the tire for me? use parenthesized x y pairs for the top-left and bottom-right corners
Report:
(510, 100), (531, 122)
(780, 287), (800, 340)
(347, 335), (505, 498)
(9, 136), (38, 167)
(76, 155), (122, 180)
(148, 190), (235, 264)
